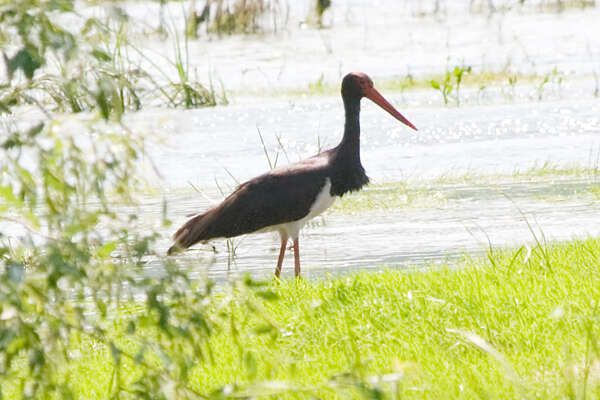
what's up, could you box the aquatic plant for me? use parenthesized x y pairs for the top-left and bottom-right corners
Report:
(304, 0), (331, 27)
(184, 0), (208, 39)
(430, 64), (472, 106)
(171, 22), (219, 107)
(470, 0), (597, 14)
(184, 0), (283, 37)
(531, 0), (597, 11)
(469, 0), (497, 15)
(315, 0), (332, 20)
(211, 0), (266, 34)
(308, 73), (327, 93)
(535, 67), (564, 101)
(507, 74), (518, 100)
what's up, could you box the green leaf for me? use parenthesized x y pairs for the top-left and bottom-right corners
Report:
(26, 123), (44, 138)
(96, 298), (107, 317)
(7, 262), (24, 283)
(81, 18), (101, 35)
(430, 80), (440, 90)
(97, 241), (117, 259)
(28, 349), (45, 371)
(253, 323), (275, 335)
(4, 48), (42, 80)
(0, 100), (11, 114)
(91, 48), (111, 62)
(0, 184), (21, 207)
(109, 342), (121, 364)
(47, 0), (75, 12)
(96, 79), (112, 120)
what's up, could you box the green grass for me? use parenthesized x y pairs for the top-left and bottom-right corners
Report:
(201, 238), (600, 399)
(3, 237), (600, 399)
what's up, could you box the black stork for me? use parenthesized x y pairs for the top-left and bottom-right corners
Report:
(168, 72), (417, 277)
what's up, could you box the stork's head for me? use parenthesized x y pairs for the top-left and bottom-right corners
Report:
(341, 72), (417, 131)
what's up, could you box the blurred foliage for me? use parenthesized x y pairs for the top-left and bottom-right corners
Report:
(0, 2), (232, 398)
(1, 0), (131, 119)
(0, 0), (223, 118)
(0, 60), (261, 400)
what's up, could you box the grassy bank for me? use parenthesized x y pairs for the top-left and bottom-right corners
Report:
(197, 237), (600, 399)
(3, 237), (599, 398)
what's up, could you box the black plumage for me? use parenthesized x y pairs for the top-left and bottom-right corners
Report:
(168, 72), (417, 277)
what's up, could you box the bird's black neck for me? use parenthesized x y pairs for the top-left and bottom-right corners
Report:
(329, 95), (369, 197)
(342, 95), (361, 147)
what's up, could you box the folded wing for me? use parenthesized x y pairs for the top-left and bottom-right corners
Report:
(168, 167), (328, 254)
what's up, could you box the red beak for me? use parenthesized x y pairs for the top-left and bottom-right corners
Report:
(364, 87), (418, 131)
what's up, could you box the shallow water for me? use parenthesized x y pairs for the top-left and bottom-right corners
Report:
(108, 0), (600, 93)
(135, 95), (600, 189)
(150, 178), (600, 280)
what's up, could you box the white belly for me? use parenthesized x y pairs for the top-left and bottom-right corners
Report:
(276, 178), (335, 239)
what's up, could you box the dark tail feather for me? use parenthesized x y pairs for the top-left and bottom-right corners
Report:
(167, 212), (211, 255)
(167, 244), (180, 255)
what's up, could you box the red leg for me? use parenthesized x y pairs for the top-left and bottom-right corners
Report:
(293, 237), (301, 278)
(274, 233), (288, 278)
